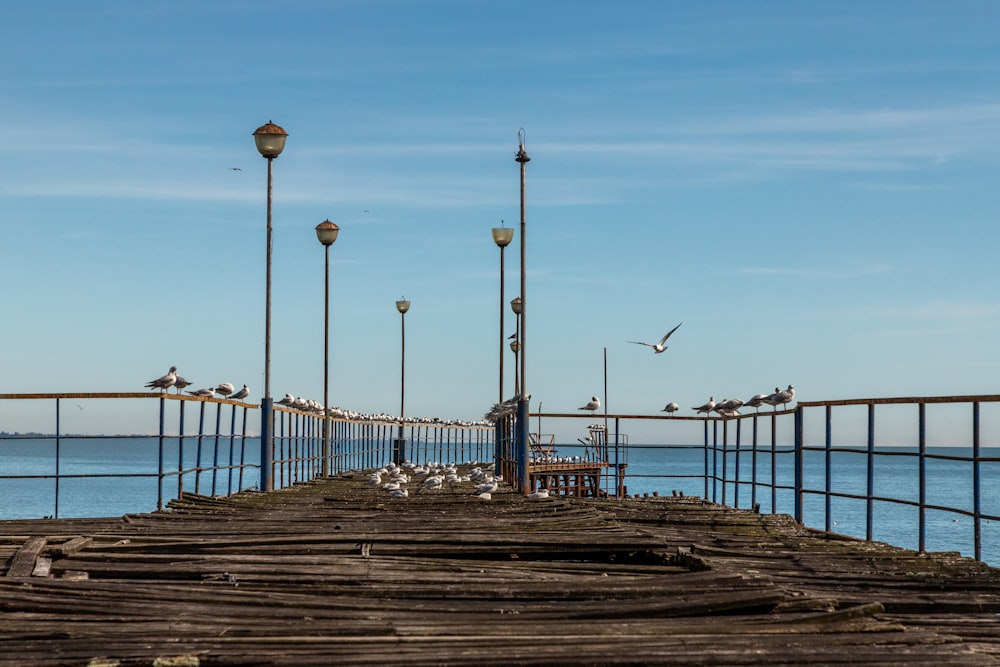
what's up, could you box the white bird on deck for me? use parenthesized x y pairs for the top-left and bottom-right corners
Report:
(661, 402), (679, 415)
(229, 384), (250, 401)
(145, 367), (178, 392)
(693, 397), (715, 415)
(527, 488), (550, 499)
(579, 396), (600, 412)
(627, 322), (682, 354)
(215, 383), (235, 398)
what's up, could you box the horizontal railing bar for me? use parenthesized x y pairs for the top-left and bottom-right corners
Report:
(0, 392), (259, 408)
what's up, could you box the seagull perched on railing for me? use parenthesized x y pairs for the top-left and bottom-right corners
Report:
(214, 383), (235, 398)
(627, 322), (682, 354)
(173, 376), (192, 394)
(693, 397), (715, 415)
(144, 367), (177, 392)
(229, 384), (249, 401)
(187, 387), (215, 397)
(578, 396), (600, 412)
(744, 394), (768, 410)
(764, 385), (795, 410)
(661, 402), (679, 415)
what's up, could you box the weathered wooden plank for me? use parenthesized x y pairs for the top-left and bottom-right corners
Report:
(5, 536), (46, 577)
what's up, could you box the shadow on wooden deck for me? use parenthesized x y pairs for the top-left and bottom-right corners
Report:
(2, 464), (1000, 666)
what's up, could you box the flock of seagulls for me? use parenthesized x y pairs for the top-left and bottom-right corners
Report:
(367, 460), (509, 500)
(145, 367), (490, 427)
(144, 367), (254, 403)
(688, 385), (796, 417)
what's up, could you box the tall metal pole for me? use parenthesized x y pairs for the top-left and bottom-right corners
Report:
(253, 120), (287, 494)
(261, 155), (275, 492)
(499, 243), (506, 404)
(399, 308), (406, 442)
(395, 298), (410, 463)
(322, 242), (330, 477)
(515, 130), (530, 492)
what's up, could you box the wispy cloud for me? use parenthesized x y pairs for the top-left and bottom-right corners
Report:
(738, 263), (893, 279)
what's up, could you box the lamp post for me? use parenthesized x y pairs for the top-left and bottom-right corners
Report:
(315, 219), (340, 477)
(395, 297), (410, 464)
(491, 226), (514, 404)
(253, 120), (288, 493)
(515, 130), (530, 492)
(510, 296), (522, 396)
(509, 339), (521, 395)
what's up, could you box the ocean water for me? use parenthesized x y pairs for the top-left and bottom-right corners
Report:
(1, 437), (997, 568)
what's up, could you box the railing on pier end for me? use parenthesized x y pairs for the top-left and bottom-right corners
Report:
(1, 393), (494, 521)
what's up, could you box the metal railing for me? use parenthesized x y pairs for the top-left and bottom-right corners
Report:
(0, 393), (494, 520)
(531, 395), (1000, 563)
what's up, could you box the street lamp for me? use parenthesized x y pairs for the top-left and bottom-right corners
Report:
(491, 225), (514, 404)
(253, 119), (288, 493)
(395, 297), (410, 464)
(315, 219), (340, 477)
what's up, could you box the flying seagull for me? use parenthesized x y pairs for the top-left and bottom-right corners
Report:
(579, 396), (600, 411)
(627, 322), (683, 354)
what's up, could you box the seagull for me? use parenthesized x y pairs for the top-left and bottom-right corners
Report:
(187, 387), (215, 398)
(627, 322), (682, 354)
(215, 383), (235, 398)
(173, 376), (192, 394)
(229, 384), (250, 401)
(693, 397), (715, 415)
(765, 384), (795, 410)
(745, 394), (768, 410)
(578, 396), (600, 412)
(276, 394), (295, 406)
(661, 402), (679, 415)
(144, 366), (178, 392)
(228, 167), (242, 171)
(527, 488), (550, 499)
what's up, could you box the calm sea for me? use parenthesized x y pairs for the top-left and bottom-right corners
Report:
(1, 437), (997, 568)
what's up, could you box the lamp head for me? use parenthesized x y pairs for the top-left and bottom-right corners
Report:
(396, 298), (410, 314)
(510, 296), (523, 315)
(253, 120), (288, 158)
(491, 227), (514, 247)
(315, 219), (340, 246)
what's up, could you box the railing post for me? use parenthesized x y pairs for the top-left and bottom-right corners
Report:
(825, 404), (832, 533)
(703, 418), (710, 501)
(918, 402), (927, 553)
(54, 398), (61, 520)
(974, 401), (982, 562)
(260, 397), (273, 492)
(157, 396), (166, 511)
(178, 399), (186, 501)
(517, 399), (529, 493)
(866, 402), (875, 542)
(794, 405), (803, 524)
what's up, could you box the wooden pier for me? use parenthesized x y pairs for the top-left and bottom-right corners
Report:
(3, 465), (1000, 666)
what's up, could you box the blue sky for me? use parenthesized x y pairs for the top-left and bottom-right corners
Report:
(2, 1), (999, 442)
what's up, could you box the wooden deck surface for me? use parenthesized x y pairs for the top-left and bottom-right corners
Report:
(3, 464), (1000, 666)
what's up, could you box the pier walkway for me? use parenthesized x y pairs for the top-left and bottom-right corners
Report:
(3, 465), (1000, 665)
